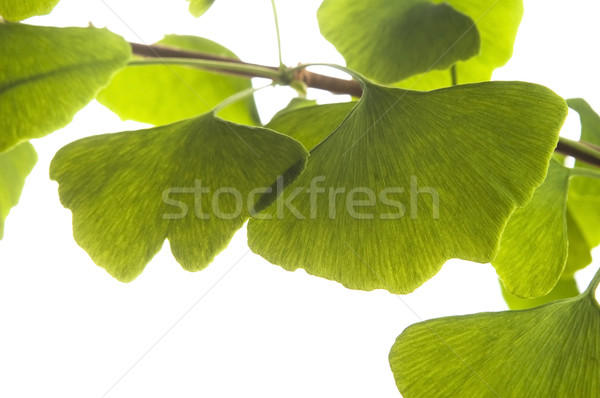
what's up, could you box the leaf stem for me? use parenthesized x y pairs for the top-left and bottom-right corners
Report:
(128, 57), (281, 80)
(450, 65), (457, 86)
(212, 83), (272, 115)
(585, 267), (600, 298)
(570, 167), (600, 180)
(556, 137), (600, 169)
(270, 0), (283, 67)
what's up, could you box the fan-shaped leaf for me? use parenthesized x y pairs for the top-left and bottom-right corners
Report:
(50, 113), (307, 282)
(317, 0), (480, 84)
(0, 0), (60, 21)
(0, 24), (131, 152)
(493, 159), (571, 298)
(0, 142), (37, 239)
(97, 35), (260, 126)
(397, 0), (524, 90)
(390, 271), (600, 397)
(266, 102), (354, 151)
(501, 277), (579, 310)
(248, 80), (566, 294)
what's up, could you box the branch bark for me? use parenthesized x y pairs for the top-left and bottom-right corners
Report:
(129, 42), (600, 168)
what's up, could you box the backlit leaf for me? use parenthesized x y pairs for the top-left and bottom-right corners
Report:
(500, 277), (579, 310)
(187, 0), (215, 17)
(97, 35), (260, 126)
(493, 159), (571, 298)
(317, 0), (480, 83)
(0, 142), (37, 239)
(397, 0), (524, 90)
(266, 102), (354, 151)
(390, 271), (600, 397)
(0, 23), (131, 152)
(50, 113), (307, 282)
(248, 80), (566, 294)
(0, 0), (60, 21)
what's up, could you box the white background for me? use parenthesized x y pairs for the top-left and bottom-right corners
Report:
(1, 0), (599, 397)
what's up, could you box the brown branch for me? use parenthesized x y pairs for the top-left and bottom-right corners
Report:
(556, 138), (600, 168)
(129, 42), (362, 97)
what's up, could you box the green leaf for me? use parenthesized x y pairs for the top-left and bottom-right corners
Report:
(0, 24), (131, 152)
(317, 0), (481, 84)
(493, 159), (571, 298)
(500, 277), (579, 310)
(266, 102), (354, 151)
(270, 98), (319, 121)
(563, 209), (593, 276)
(97, 35), (260, 126)
(248, 80), (567, 294)
(50, 113), (308, 282)
(0, 142), (37, 239)
(0, 0), (60, 21)
(187, 0), (215, 17)
(389, 271), (600, 397)
(397, 0), (524, 90)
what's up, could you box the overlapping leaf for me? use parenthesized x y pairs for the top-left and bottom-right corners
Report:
(317, 0), (481, 84)
(187, 0), (215, 17)
(390, 271), (600, 397)
(397, 0), (524, 90)
(501, 278), (579, 310)
(0, 24), (131, 152)
(50, 113), (307, 282)
(493, 159), (571, 298)
(0, 0), (60, 21)
(248, 80), (566, 294)
(0, 142), (37, 239)
(266, 101), (354, 151)
(98, 35), (260, 126)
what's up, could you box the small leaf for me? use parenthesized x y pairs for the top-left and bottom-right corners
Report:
(248, 81), (567, 294)
(50, 113), (308, 282)
(493, 159), (571, 298)
(0, 0), (60, 21)
(563, 210), (593, 276)
(318, 0), (480, 84)
(0, 24), (131, 152)
(97, 35), (260, 126)
(0, 142), (37, 239)
(187, 0), (215, 17)
(266, 102), (354, 151)
(270, 98), (319, 121)
(500, 277), (579, 310)
(397, 0), (524, 90)
(390, 272), (600, 397)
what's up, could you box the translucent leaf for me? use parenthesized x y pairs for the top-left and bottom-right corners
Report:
(397, 0), (524, 90)
(493, 160), (571, 298)
(97, 35), (260, 126)
(390, 272), (600, 397)
(50, 113), (308, 282)
(0, 24), (131, 152)
(248, 80), (567, 294)
(317, 0), (481, 83)
(187, 0), (215, 17)
(500, 277), (579, 310)
(0, 142), (37, 239)
(266, 102), (354, 151)
(0, 0), (60, 21)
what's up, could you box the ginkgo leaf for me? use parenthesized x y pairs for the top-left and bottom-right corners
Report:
(270, 98), (318, 121)
(50, 113), (308, 282)
(0, 24), (131, 152)
(97, 35), (260, 126)
(187, 0), (215, 17)
(493, 159), (571, 298)
(563, 209), (593, 275)
(397, 0), (524, 90)
(500, 277), (579, 310)
(390, 270), (600, 397)
(317, 0), (480, 84)
(0, 142), (37, 239)
(266, 102), (354, 151)
(0, 0), (60, 21)
(248, 80), (567, 294)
